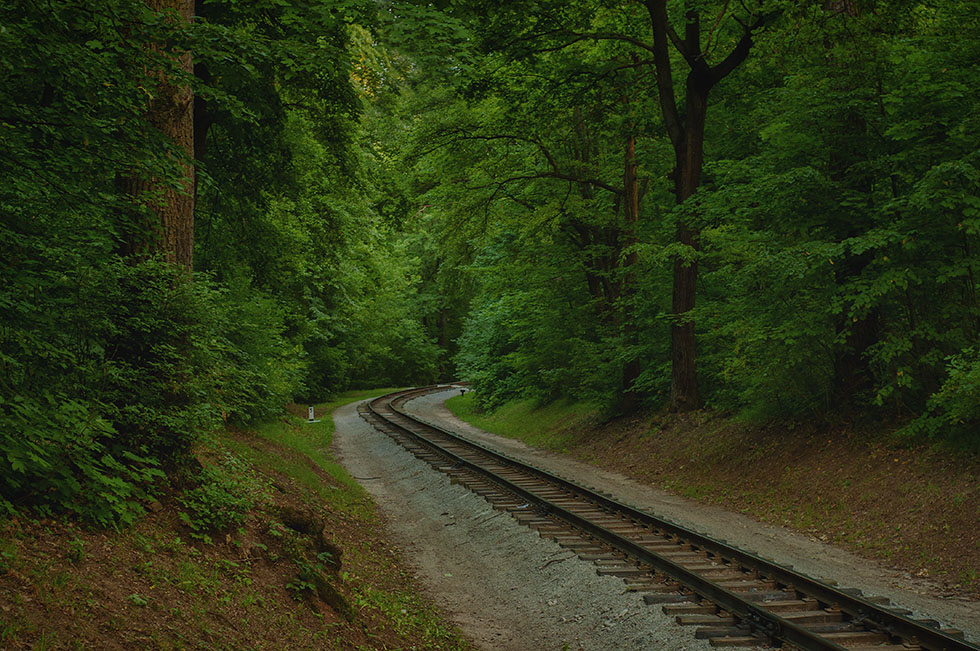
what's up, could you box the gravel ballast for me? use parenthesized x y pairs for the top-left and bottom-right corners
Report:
(334, 389), (979, 648)
(333, 398), (731, 650)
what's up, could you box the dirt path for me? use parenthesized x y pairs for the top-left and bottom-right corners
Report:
(334, 389), (979, 648)
(402, 389), (980, 640)
(332, 397), (735, 650)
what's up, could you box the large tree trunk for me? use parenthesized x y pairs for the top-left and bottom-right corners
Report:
(668, 76), (708, 411)
(620, 131), (641, 413)
(645, 0), (767, 411)
(119, 0), (195, 271)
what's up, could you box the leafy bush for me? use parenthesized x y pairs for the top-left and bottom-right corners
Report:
(0, 251), (299, 526)
(293, 236), (442, 401)
(201, 275), (304, 425)
(928, 350), (980, 424)
(0, 252), (199, 525)
(454, 229), (619, 411)
(0, 395), (164, 526)
(92, 260), (219, 467)
(177, 454), (263, 536)
(454, 296), (532, 410)
(900, 349), (980, 449)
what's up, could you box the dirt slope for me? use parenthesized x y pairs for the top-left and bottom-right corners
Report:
(0, 417), (468, 650)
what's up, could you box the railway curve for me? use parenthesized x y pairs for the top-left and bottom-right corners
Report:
(358, 385), (978, 651)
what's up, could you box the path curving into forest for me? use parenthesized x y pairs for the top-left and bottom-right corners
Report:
(334, 389), (980, 649)
(333, 395), (724, 650)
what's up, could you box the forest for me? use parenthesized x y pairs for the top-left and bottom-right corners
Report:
(2, 0), (979, 526)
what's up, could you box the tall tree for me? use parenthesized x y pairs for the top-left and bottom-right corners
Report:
(641, 1), (774, 410)
(457, 0), (777, 410)
(118, 0), (196, 269)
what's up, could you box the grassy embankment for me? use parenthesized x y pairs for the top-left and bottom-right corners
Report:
(0, 388), (469, 650)
(446, 393), (980, 596)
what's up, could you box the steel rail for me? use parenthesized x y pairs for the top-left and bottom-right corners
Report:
(367, 386), (977, 651)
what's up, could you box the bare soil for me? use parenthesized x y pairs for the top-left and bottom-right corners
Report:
(401, 389), (980, 643)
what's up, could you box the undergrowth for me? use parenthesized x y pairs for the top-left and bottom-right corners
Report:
(0, 388), (469, 649)
(227, 388), (403, 518)
(177, 452), (269, 541)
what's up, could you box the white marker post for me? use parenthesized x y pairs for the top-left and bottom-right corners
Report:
(307, 406), (320, 423)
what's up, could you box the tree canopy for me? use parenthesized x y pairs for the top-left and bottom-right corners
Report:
(3, 0), (980, 524)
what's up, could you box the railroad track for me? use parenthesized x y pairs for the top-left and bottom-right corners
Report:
(358, 385), (977, 650)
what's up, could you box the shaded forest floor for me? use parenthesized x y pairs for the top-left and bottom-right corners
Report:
(447, 395), (980, 598)
(0, 392), (469, 650)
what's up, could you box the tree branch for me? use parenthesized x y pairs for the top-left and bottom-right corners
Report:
(468, 171), (623, 197)
(423, 130), (628, 198)
(684, 9), (704, 68)
(416, 130), (556, 169)
(703, 0), (732, 57)
(708, 10), (776, 85)
(516, 28), (657, 55)
(665, 24), (691, 62)
(643, 0), (684, 151)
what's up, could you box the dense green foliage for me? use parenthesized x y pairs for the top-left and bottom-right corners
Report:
(0, 0), (438, 524)
(1, 0), (204, 522)
(3, 0), (979, 524)
(177, 452), (264, 539)
(391, 1), (980, 442)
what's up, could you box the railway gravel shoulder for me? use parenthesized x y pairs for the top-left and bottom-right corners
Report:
(400, 388), (980, 643)
(332, 397), (738, 650)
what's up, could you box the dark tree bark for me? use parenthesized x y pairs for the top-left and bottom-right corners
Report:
(118, 0), (195, 271)
(620, 129), (642, 412)
(643, 0), (770, 411)
(193, 61), (211, 217)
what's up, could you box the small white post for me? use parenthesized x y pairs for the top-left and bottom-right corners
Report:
(307, 405), (317, 422)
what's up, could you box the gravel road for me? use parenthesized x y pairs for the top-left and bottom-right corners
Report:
(333, 388), (979, 649)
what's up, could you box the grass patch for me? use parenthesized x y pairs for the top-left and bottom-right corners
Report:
(351, 585), (462, 648)
(302, 387), (408, 448)
(445, 393), (596, 452)
(231, 387), (404, 518)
